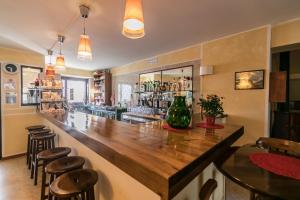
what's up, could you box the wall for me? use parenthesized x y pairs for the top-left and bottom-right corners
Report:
(61, 67), (92, 78)
(111, 45), (201, 108)
(202, 27), (270, 144)
(0, 47), (45, 157)
(272, 18), (300, 48)
(289, 49), (300, 101)
(0, 47), (93, 157)
(111, 45), (201, 76)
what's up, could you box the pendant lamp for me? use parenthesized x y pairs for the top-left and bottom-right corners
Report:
(78, 5), (92, 61)
(46, 50), (55, 76)
(55, 35), (66, 71)
(122, 0), (145, 39)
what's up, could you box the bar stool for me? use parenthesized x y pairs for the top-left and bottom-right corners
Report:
(50, 169), (98, 200)
(44, 156), (85, 200)
(27, 129), (51, 167)
(37, 147), (72, 198)
(30, 133), (56, 185)
(26, 125), (46, 165)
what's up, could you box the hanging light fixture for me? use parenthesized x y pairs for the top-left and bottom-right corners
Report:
(46, 49), (55, 76)
(56, 35), (66, 71)
(122, 0), (145, 39)
(78, 5), (92, 61)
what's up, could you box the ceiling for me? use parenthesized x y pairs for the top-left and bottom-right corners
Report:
(0, 0), (300, 71)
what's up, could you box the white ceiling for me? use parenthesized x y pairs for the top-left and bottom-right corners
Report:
(0, 0), (300, 71)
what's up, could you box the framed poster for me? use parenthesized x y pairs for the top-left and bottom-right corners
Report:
(4, 78), (17, 90)
(235, 70), (265, 90)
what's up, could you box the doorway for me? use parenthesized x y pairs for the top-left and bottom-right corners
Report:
(270, 43), (300, 142)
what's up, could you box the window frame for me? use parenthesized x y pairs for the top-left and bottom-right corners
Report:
(20, 65), (43, 106)
(61, 76), (89, 104)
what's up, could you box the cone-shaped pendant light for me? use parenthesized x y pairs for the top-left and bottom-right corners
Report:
(122, 0), (145, 39)
(78, 5), (92, 61)
(56, 35), (66, 71)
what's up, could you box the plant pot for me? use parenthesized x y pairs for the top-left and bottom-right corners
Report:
(166, 96), (191, 129)
(206, 116), (216, 126)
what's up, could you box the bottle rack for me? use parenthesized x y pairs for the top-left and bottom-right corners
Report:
(38, 73), (65, 113)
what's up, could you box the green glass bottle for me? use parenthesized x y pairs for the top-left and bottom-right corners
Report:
(166, 96), (191, 129)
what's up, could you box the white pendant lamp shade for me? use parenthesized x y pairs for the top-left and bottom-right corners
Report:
(122, 0), (145, 39)
(78, 5), (92, 61)
(55, 35), (66, 71)
(78, 34), (92, 60)
(55, 54), (65, 71)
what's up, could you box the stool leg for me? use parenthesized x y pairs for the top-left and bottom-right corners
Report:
(41, 161), (47, 200)
(31, 140), (36, 178)
(28, 137), (32, 170)
(52, 137), (55, 148)
(90, 187), (95, 200)
(26, 134), (30, 165)
(48, 174), (55, 200)
(81, 192), (86, 200)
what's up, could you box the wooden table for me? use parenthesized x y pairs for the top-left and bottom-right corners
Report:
(41, 111), (243, 200)
(216, 145), (300, 200)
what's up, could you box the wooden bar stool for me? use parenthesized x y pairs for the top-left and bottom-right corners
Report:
(30, 133), (57, 185)
(27, 129), (51, 168)
(26, 125), (46, 165)
(50, 169), (98, 200)
(44, 156), (85, 200)
(37, 147), (72, 198)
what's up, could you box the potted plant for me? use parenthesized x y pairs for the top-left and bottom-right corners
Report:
(198, 95), (224, 125)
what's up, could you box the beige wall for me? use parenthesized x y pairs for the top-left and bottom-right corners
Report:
(202, 27), (270, 144)
(111, 45), (201, 76)
(272, 18), (300, 48)
(62, 67), (92, 78)
(0, 47), (93, 157)
(1, 47), (44, 157)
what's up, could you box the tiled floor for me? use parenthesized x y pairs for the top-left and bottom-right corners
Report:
(0, 156), (249, 200)
(0, 156), (40, 200)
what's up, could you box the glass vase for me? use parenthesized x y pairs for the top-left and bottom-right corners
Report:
(166, 96), (191, 129)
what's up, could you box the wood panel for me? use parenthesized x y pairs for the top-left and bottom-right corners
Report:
(41, 112), (243, 200)
(269, 71), (287, 103)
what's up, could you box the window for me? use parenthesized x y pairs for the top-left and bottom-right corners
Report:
(62, 76), (89, 104)
(21, 66), (43, 106)
(118, 83), (132, 103)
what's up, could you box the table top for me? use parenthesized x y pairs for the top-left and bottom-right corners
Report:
(217, 145), (300, 200)
(41, 111), (243, 200)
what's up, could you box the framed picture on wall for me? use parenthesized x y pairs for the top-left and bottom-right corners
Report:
(235, 70), (265, 90)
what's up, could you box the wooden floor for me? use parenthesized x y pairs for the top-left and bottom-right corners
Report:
(0, 156), (249, 200)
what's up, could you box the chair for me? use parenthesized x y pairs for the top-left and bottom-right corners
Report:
(256, 137), (300, 157)
(30, 133), (56, 185)
(199, 179), (217, 200)
(44, 156), (85, 200)
(50, 169), (98, 200)
(25, 125), (46, 165)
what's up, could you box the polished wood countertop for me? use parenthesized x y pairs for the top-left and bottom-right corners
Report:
(41, 111), (243, 200)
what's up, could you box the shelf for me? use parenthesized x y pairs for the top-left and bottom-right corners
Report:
(40, 87), (63, 91)
(135, 90), (193, 94)
(41, 100), (64, 103)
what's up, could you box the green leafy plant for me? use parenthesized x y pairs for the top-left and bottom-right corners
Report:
(198, 95), (224, 117)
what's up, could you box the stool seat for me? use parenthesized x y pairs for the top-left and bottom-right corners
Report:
(26, 125), (45, 131)
(46, 156), (85, 174)
(37, 147), (71, 161)
(29, 129), (51, 135)
(50, 169), (98, 198)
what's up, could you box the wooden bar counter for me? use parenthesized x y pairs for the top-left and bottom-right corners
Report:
(41, 111), (243, 200)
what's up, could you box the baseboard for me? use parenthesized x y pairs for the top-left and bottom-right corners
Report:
(1, 152), (26, 160)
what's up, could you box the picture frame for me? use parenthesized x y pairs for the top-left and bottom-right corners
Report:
(235, 70), (265, 90)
